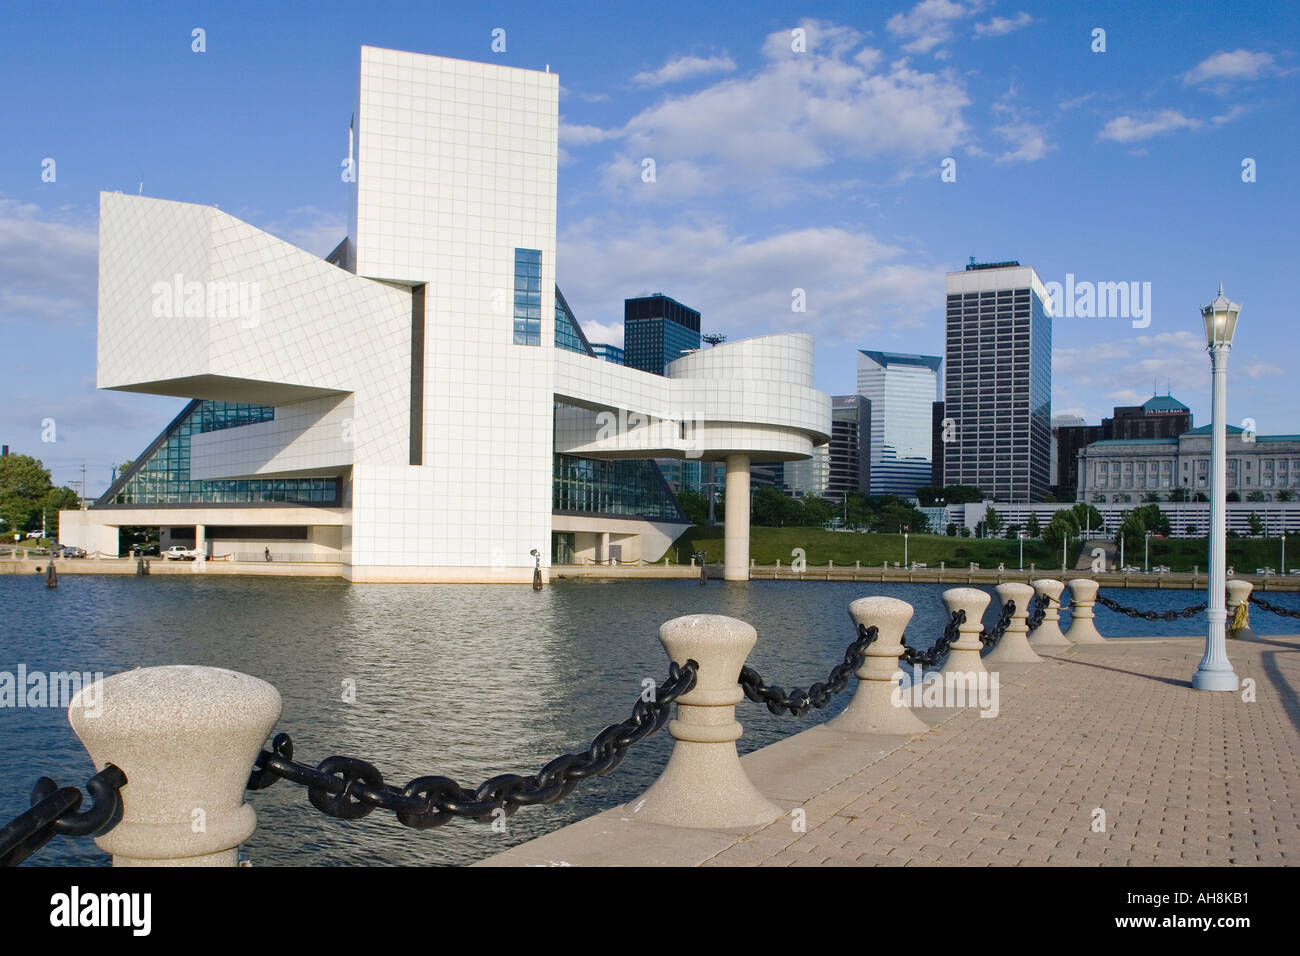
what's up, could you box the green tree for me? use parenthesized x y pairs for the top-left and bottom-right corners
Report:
(1248, 512), (1265, 536)
(799, 495), (836, 528)
(958, 526), (970, 537)
(1004, 523), (1021, 540)
(946, 522), (957, 536)
(0, 454), (55, 534)
(1116, 513), (1146, 557)
(1142, 491), (1161, 503)
(942, 484), (985, 504)
(983, 506), (1004, 537)
(1167, 487), (1190, 502)
(1226, 491), (1241, 502)
(677, 488), (708, 525)
(1026, 512), (1041, 538)
(752, 486), (800, 527)
(1247, 490), (1267, 502)
(1070, 502), (1103, 535)
(1132, 503), (1171, 537)
(41, 487), (81, 535)
(1193, 491), (1209, 502)
(914, 486), (938, 507)
(1278, 490), (1295, 502)
(1042, 512), (1076, 552)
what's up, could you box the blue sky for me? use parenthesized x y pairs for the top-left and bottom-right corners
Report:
(1, 0), (1296, 496)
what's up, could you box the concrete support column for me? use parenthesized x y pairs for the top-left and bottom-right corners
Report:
(1065, 578), (1105, 643)
(828, 597), (928, 735)
(1028, 579), (1071, 649)
(984, 582), (1042, 665)
(630, 614), (781, 828)
(68, 665), (281, 866)
(1226, 580), (1256, 640)
(723, 454), (750, 581)
(599, 531), (610, 565)
(194, 524), (206, 572)
(939, 587), (991, 677)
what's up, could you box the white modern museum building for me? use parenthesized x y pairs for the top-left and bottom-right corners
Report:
(61, 46), (831, 583)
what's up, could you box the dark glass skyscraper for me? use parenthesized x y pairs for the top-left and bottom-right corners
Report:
(943, 261), (1052, 502)
(624, 294), (701, 375)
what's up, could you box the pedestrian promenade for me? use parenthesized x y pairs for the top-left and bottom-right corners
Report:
(480, 635), (1299, 866)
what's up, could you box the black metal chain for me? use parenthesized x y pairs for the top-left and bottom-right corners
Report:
(1095, 593), (1207, 621)
(978, 600), (1016, 648)
(247, 659), (697, 828)
(899, 609), (966, 668)
(738, 625), (879, 717)
(1026, 594), (1051, 631)
(0, 765), (127, 867)
(1249, 594), (1300, 618)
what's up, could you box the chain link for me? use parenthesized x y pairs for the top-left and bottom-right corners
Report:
(0, 765), (127, 867)
(899, 609), (966, 668)
(247, 659), (697, 828)
(1248, 594), (1300, 619)
(738, 625), (878, 716)
(978, 600), (1016, 648)
(1094, 594), (1207, 621)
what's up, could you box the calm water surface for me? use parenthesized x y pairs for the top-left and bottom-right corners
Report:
(3, 574), (1288, 866)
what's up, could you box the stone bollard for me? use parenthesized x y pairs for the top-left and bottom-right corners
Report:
(68, 665), (281, 866)
(983, 582), (1041, 665)
(827, 597), (928, 735)
(1226, 580), (1256, 639)
(1027, 579), (1071, 649)
(630, 615), (782, 829)
(1064, 578), (1105, 643)
(940, 587), (991, 677)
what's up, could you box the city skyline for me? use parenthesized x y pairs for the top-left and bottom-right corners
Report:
(1, 1), (1297, 496)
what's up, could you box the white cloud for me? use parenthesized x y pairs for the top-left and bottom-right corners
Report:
(557, 217), (942, 347)
(631, 55), (736, 87)
(576, 319), (623, 348)
(886, 0), (979, 55)
(974, 12), (1032, 37)
(1184, 49), (1277, 86)
(993, 122), (1051, 162)
(1098, 109), (1202, 143)
(559, 122), (619, 146)
(601, 21), (970, 202)
(0, 198), (97, 324)
(261, 206), (347, 258)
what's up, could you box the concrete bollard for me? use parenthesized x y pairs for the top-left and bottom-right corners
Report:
(629, 615), (783, 829)
(827, 597), (929, 735)
(940, 587), (991, 677)
(1064, 578), (1105, 643)
(1226, 580), (1255, 639)
(68, 665), (281, 866)
(983, 582), (1041, 665)
(1027, 579), (1071, 648)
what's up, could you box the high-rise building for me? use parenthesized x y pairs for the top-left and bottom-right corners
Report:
(931, 401), (946, 489)
(590, 343), (624, 365)
(856, 351), (940, 497)
(944, 261), (1052, 502)
(624, 294), (701, 375)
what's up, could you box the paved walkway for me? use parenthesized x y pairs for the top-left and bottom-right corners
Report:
(480, 634), (1300, 866)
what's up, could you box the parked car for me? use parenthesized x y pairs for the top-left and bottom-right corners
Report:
(1153, 565), (1171, 573)
(1255, 567), (1276, 575)
(56, 546), (86, 558)
(163, 546), (198, 561)
(1121, 565), (1141, 573)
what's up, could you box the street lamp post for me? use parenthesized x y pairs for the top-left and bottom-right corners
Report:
(1144, 531), (1152, 573)
(903, 528), (909, 568)
(1018, 531), (1026, 570)
(1195, 284), (1241, 692)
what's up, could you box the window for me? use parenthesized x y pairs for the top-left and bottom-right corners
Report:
(512, 248), (542, 346)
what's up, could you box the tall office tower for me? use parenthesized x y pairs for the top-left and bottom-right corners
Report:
(944, 260), (1053, 502)
(856, 351), (941, 497)
(931, 401), (946, 488)
(624, 294), (701, 375)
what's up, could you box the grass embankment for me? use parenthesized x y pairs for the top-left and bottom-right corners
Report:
(675, 527), (1078, 569)
(675, 526), (1300, 574)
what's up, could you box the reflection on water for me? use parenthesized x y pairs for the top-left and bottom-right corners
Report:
(1, 574), (1284, 866)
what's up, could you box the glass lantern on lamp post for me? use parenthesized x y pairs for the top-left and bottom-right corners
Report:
(1194, 284), (1241, 691)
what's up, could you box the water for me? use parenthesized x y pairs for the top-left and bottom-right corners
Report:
(2, 574), (1290, 866)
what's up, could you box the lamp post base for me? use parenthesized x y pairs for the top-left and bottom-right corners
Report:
(1192, 667), (1239, 692)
